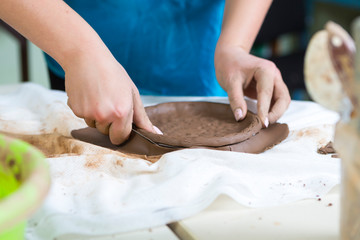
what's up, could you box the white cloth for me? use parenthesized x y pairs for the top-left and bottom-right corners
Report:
(0, 83), (340, 239)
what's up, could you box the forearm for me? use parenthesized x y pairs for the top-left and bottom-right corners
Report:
(218, 0), (272, 52)
(0, 0), (110, 70)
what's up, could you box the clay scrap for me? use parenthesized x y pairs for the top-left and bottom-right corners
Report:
(317, 141), (339, 158)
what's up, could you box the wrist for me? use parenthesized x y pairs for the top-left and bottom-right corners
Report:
(214, 41), (248, 66)
(216, 35), (250, 53)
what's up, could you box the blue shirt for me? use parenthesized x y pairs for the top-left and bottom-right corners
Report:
(45, 0), (227, 96)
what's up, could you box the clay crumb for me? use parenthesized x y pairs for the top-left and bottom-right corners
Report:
(317, 141), (336, 155)
(318, 198), (321, 201)
(328, 203), (333, 207)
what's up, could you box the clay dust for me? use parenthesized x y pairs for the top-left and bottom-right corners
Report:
(0, 131), (161, 168)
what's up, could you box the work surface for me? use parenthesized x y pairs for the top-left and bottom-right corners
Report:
(0, 83), (340, 240)
(59, 186), (340, 240)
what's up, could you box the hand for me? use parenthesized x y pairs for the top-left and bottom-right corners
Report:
(65, 51), (161, 145)
(0, 0), (162, 144)
(215, 44), (291, 126)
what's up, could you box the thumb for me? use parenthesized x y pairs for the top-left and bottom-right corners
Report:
(227, 80), (248, 121)
(132, 88), (163, 135)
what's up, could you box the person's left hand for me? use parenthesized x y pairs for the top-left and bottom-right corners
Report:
(214, 44), (291, 127)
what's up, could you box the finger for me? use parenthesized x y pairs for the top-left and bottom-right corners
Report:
(95, 121), (111, 135)
(84, 118), (96, 128)
(226, 76), (248, 121)
(132, 88), (163, 134)
(268, 79), (291, 123)
(254, 68), (275, 127)
(108, 109), (133, 145)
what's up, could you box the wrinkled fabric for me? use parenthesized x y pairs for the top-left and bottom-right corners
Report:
(0, 84), (340, 240)
(45, 0), (227, 96)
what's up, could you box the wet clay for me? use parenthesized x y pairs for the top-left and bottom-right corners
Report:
(317, 141), (336, 154)
(317, 141), (339, 158)
(140, 102), (262, 147)
(72, 102), (289, 156)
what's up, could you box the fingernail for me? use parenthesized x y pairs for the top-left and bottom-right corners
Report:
(331, 35), (342, 47)
(153, 125), (163, 135)
(264, 117), (269, 128)
(235, 108), (243, 121)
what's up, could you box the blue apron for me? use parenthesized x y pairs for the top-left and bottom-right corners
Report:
(45, 0), (226, 96)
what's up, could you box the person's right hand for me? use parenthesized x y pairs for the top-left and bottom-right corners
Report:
(0, 0), (160, 145)
(64, 51), (161, 145)
(0, 0), (162, 145)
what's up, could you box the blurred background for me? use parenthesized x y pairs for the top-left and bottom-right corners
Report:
(0, 0), (360, 100)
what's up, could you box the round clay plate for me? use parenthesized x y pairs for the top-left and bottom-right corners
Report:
(137, 102), (262, 147)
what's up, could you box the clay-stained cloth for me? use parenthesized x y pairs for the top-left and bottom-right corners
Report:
(0, 84), (340, 240)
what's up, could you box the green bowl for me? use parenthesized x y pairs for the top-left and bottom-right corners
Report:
(0, 134), (50, 240)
